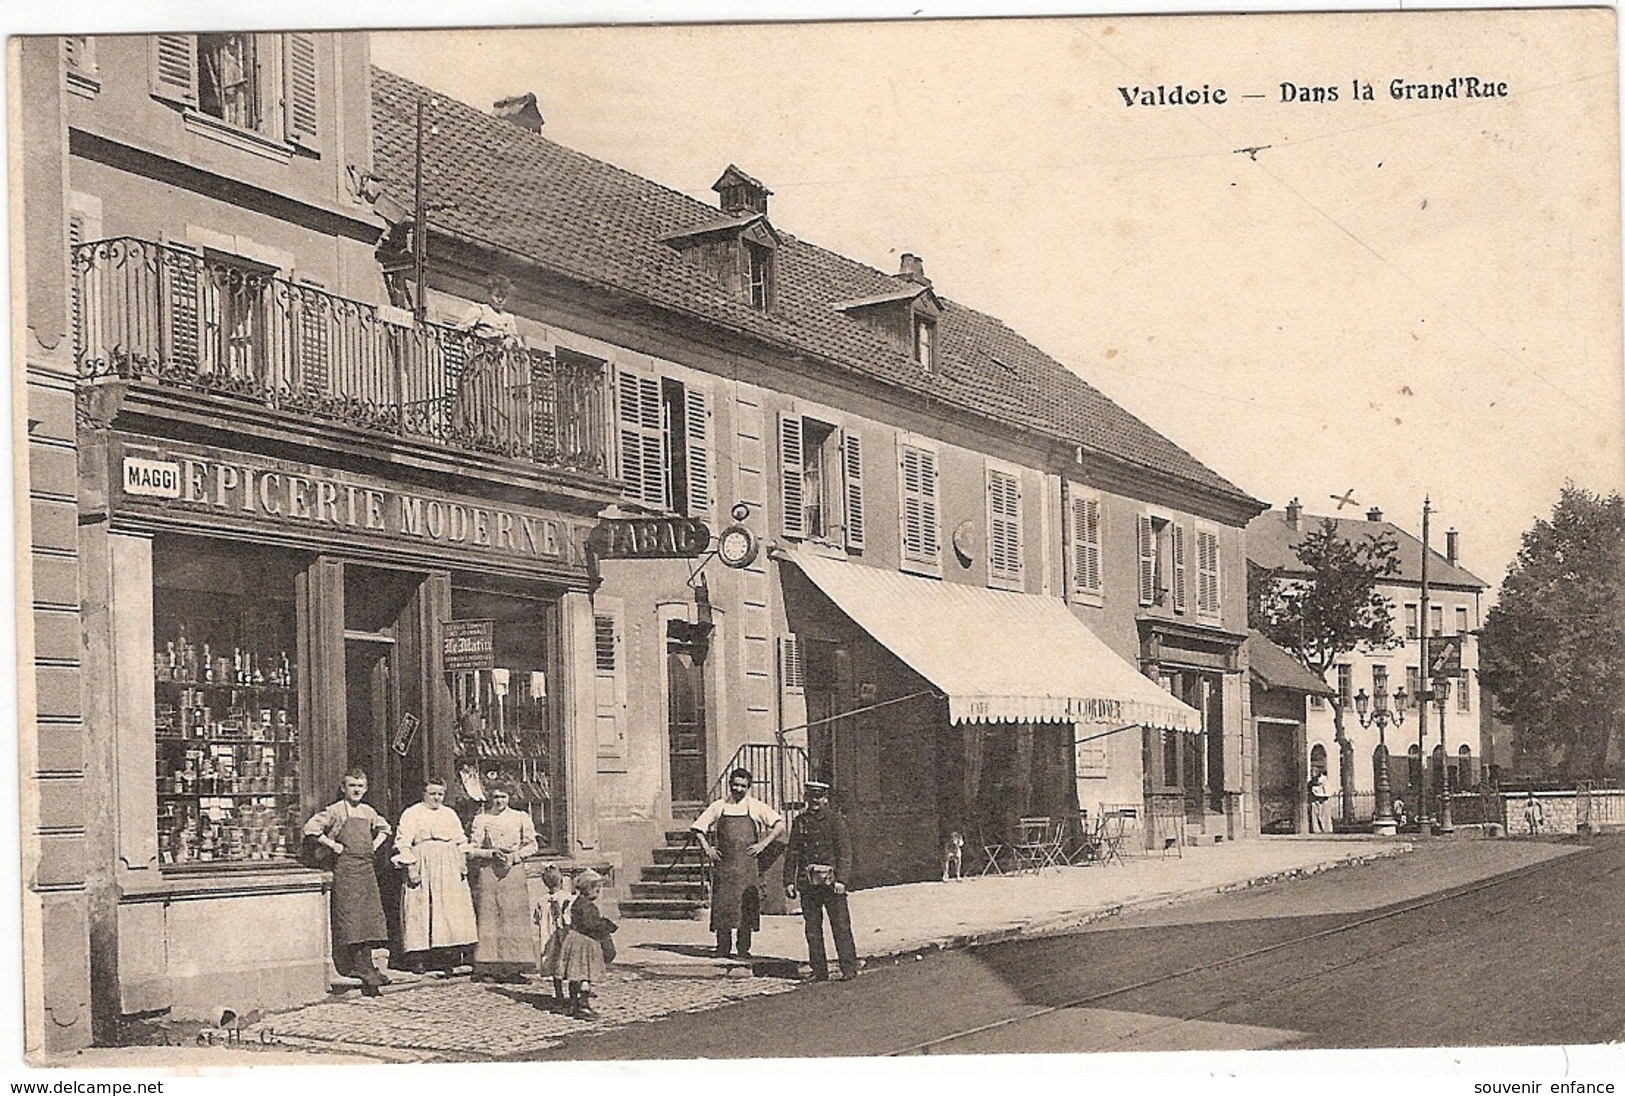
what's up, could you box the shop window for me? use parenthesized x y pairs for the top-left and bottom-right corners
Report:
(987, 466), (1022, 589)
(779, 413), (863, 549)
(448, 589), (564, 852)
(152, 537), (303, 869)
(617, 367), (710, 518)
(1067, 488), (1103, 603)
(898, 440), (940, 572)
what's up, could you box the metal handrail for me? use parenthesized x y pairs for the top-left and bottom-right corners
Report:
(705, 741), (811, 819)
(71, 236), (610, 475)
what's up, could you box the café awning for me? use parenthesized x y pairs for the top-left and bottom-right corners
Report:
(785, 550), (1201, 731)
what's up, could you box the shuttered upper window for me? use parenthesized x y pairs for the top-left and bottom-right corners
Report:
(616, 367), (710, 518)
(1196, 527), (1222, 616)
(899, 442), (940, 572)
(779, 414), (863, 551)
(1068, 489), (1102, 601)
(987, 466), (1022, 588)
(150, 33), (319, 153)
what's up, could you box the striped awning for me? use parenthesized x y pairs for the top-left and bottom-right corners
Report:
(785, 550), (1201, 731)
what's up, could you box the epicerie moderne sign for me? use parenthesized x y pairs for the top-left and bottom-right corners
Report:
(119, 449), (587, 565)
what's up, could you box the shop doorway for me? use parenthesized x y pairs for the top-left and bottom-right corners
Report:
(666, 627), (709, 808)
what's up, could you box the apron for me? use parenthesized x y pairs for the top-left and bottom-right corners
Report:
(331, 811), (388, 947)
(709, 811), (761, 933)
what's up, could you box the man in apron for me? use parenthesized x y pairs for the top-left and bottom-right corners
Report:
(305, 769), (393, 995)
(691, 768), (786, 959)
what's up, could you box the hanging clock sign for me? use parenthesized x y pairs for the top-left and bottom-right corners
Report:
(716, 523), (759, 569)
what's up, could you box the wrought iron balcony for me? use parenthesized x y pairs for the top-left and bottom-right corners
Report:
(72, 237), (611, 477)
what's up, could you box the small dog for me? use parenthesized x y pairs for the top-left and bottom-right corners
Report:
(941, 831), (964, 882)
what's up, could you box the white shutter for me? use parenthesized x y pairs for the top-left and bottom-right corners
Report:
(988, 468), (1021, 583)
(901, 444), (939, 565)
(150, 34), (198, 106)
(1070, 494), (1102, 598)
(1171, 522), (1187, 613)
(594, 612), (627, 767)
(842, 431), (865, 550)
(1198, 530), (1221, 615)
(617, 369), (665, 509)
(282, 33), (319, 148)
(683, 385), (710, 517)
(779, 412), (805, 538)
(778, 634), (807, 741)
(1136, 514), (1156, 606)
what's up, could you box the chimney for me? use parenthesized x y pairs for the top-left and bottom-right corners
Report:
(1446, 528), (1459, 567)
(1284, 497), (1302, 531)
(492, 93), (544, 132)
(713, 165), (770, 216)
(899, 253), (931, 287)
(1366, 506), (1384, 523)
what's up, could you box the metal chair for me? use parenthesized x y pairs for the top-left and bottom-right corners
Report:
(1061, 810), (1097, 865)
(1011, 816), (1055, 874)
(1097, 810), (1129, 866)
(972, 824), (1008, 876)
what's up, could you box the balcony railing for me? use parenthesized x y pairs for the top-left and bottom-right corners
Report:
(72, 237), (610, 476)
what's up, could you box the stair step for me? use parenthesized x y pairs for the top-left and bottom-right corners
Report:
(664, 829), (701, 845)
(629, 881), (707, 901)
(619, 898), (706, 920)
(650, 846), (711, 866)
(642, 864), (708, 884)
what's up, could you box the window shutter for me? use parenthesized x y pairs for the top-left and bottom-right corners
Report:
(150, 34), (198, 107)
(1197, 530), (1221, 614)
(1070, 495), (1101, 597)
(282, 33), (319, 148)
(617, 369), (666, 509)
(901, 445), (939, 564)
(161, 243), (202, 370)
(594, 613), (626, 763)
(842, 431), (865, 550)
(295, 281), (330, 393)
(1171, 522), (1187, 613)
(683, 385), (711, 517)
(779, 635), (805, 694)
(1136, 514), (1156, 606)
(779, 412), (805, 538)
(68, 216), (85, 350)
(988, 468), (1021, 582)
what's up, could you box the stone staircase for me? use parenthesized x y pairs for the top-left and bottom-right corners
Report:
(619, 828), (710, 920)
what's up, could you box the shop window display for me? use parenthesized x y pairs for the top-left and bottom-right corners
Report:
(153, 537), (304, 868)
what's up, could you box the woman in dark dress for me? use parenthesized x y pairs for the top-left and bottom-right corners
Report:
(304, 769), (392, 995)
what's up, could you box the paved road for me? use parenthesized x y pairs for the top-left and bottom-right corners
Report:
(523, 837), (1622, 1060)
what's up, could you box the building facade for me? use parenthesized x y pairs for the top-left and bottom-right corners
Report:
(1247, 502), (1489, 831)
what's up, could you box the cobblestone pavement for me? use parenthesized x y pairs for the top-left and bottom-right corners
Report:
(246, 970), (801, 1061)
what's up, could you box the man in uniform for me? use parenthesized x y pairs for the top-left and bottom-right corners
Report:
(691, 767), (785, 959)
(783, 779), (859, 982)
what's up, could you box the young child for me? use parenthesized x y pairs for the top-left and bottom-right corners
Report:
(557, 869), (616, 1018)
(534, 864), (572, 1008)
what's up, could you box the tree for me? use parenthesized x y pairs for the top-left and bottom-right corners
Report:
(1480, 485), (1625, 783)
(1251, 518), (1401, 819)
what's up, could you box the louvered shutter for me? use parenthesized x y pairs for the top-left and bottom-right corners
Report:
(1198, 530), (1221, 614)
(1171, 522), (1187, 613)
(683, 385), (711, 517)
(594, 613), (626, 764)
(1070, 494), (1102, 597)
(68, 216), (84, 357)
(1136, 514), (1156, 606)
(779, 412), (805, 538)
(295, 281), (330, 393)
(150, 34), (198, 106)
(988, 468), (1021, 582)
(901, 444), (939, 565)
(161, 243), (202, 371)
(842, 431), (865, 550)
(282, 33), (319, 148)
(617, 369), (666, 508)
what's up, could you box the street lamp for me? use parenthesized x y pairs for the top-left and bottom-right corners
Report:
(1354, 682), (1408, 836)
(1433, 677), (1454, 833)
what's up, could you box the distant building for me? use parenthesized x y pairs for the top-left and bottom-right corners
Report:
(1247, 501), (1489, 827)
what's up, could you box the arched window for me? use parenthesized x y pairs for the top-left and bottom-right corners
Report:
(1310, 742), (1328, 777)
(1458, 744), (1474, 790)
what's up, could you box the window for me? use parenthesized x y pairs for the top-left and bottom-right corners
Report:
(745, 241), (773, 310)
(1195, 528), (1221, 616)
(1067, 487), (1102, 601)
(913, 315), (936, 371)
(899, 441), (940, 571)
(63, 35), (100, 96)
(1429, 604), (1444, 637)
(1136, 515), (1184, 609)
(1372, 663), (1389, 703)
(987, 467), (1022, 587)
(779, 414), (863, 549)
(1455, 606), (1469, 635)
(150, 33), (318, 153)
(617, 367), (710, 517)
(1458, 674), (1471, 712)
(1336, 664), (1352, 709)
(1405, 666), (1420, 708)
(1310, 691), (1326, 710)
(1404, 603), (1419, 640)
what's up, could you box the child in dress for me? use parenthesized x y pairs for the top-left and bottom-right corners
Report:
(534, 864), (572, 1008)
(557, 868), (616, 1018)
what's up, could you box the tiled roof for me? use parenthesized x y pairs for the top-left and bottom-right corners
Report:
(1245, 630), (1335, 695)
(1246, 510), (1488, 589)
(372, 67), (1259, 509)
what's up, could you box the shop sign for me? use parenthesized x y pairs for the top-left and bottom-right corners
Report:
(588, 516), (711, 559)
(112, 442), (592, 570)
(1429, 635), (1464, 678)
(391, 712), (421, 756)
(443, 620), (495, 672)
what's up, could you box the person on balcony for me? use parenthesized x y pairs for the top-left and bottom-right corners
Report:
(784, 780), (859, 982)
(691, 768), (786, 959)
(453, 275), (524, 449)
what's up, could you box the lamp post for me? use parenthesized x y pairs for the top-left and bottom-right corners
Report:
(1434, 676), (1454, 833)
(1354, 682), (1408, 836)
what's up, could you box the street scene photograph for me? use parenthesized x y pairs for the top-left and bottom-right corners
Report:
(5, 5), (1624, 1082)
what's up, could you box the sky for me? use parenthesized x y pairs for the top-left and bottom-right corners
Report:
(370, 12), (1624, 597)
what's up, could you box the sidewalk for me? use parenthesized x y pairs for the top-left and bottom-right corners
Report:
(614, 835), (1414, 977)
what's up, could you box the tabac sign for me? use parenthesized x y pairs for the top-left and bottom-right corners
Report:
(587, 516), (712, 559)
(110, 441), (595, 577)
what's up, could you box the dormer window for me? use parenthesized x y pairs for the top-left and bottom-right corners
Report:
(913, 314), (935, 371)
(660, 165), (782, 310)
(746, 240), (773, 310)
